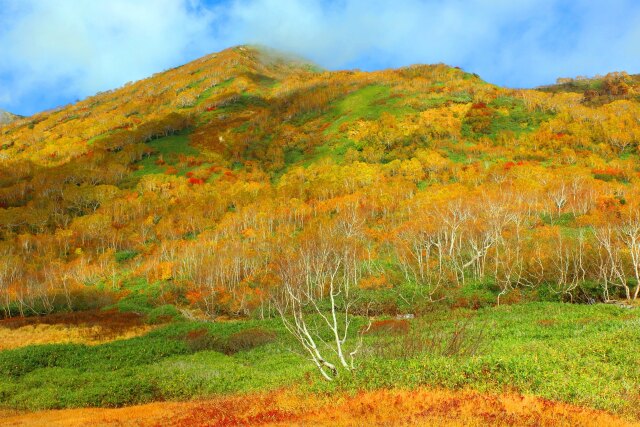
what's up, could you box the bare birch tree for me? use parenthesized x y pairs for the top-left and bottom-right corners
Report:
(271, 217), (368, 381)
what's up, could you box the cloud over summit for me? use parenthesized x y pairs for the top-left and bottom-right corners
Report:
(1, 0), (639, 115)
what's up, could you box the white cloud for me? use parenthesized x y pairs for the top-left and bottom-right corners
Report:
(1, 0), (640, 115)
(221, 0), (640, 87)
(0, 0), (222, 114)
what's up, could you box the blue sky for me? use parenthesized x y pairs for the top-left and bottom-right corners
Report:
(1, 0), (639, 116)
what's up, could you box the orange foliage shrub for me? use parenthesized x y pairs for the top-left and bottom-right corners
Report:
(593, 167), (627, 182)
(4, 388), (633, 427)
(464, 102), (495, 134)
(358, 274), (390, 290)
(0, 309), (148, 348)
(451, 295), (484, 309)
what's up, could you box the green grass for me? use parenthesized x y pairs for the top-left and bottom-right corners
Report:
(488, 97), (553, 136)
(461, 96), (553, 141)
(114, 250), (139, 263)
(87, 131), (115, 146)
(540, 212), (577, 227)
(104, 278), (187, 316)
(291, 85), (416, 166)
(0, 319), (308, 410)
(1, 302), (639, 414)
(130, 132), (200, 178)
(195, 77), (235, 106)
(326, 303), (640, 415)
(324, 85), (413, 134)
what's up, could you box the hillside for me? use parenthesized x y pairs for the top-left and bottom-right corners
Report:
(2, 45), (640, 419)
(1, 44), (640, 316)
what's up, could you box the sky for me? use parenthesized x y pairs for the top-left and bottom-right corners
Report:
(1, 0), (639, 116)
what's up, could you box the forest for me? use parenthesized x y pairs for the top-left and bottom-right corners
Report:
(1, 45), (640, 425)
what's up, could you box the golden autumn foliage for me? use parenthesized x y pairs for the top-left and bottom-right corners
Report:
(1, 45), (640, 318)
(3, 388), (637, 427)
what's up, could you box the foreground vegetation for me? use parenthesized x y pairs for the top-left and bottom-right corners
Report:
(0, 302), (638, 420)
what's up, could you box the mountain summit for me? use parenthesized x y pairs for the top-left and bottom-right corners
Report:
(0, 109), (20, 125)
(0, 45), (477, 165)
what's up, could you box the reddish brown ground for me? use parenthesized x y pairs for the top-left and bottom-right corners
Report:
(0, 310), (153, 350)
(3, 388), (637, 427)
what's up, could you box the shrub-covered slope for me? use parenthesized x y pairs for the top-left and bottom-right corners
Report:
(0, 46), (640, 317)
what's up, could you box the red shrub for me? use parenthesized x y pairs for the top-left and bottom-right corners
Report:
(592, 167), (627, 182)
(226, 328), (277, 354)
(184, 328), (224, 352)
(188, 177), (204, 185)
(363, 319), (410, 336)
(451, 295), (483, 310)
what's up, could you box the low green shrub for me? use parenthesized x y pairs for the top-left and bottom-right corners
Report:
(0, 337), (190, 378)
(107, 293), (154, 315)
(1, 303), (639, 416)
(146, 304), (183, 324)
(114, 250), (139, 263)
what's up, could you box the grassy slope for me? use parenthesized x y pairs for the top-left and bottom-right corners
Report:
(1, 303), (639, 417)
(338, 303), (640, 416)
(131, 132), (200, 178)
(0, 318), (307, 410)
(312, 84), (416, 162)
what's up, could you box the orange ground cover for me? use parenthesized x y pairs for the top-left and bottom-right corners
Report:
(3, 388), (638, 427)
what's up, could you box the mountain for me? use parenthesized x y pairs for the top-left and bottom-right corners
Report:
(0, 109), (20, 125)
(0, 45), (639, 319)
(3, 45), (640, 419)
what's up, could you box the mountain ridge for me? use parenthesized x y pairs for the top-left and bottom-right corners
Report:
(0, 109), (20, 125)
(0, 45), (482, 167)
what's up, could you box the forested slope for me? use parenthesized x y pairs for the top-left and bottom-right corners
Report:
(1, 45), (640, 318)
